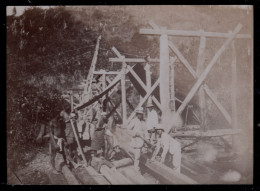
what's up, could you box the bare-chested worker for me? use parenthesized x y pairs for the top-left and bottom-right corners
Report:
(60, 110), (78, 163)
(49, 116), (67, 174)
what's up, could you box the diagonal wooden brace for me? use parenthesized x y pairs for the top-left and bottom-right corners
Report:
(126, 79), (160, 125)
(126, 65), (162, 111)
(176, 23), (243, 115)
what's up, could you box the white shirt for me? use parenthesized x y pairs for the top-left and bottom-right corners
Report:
(156, 132), (181, 160)
(146, 109), (159, 130)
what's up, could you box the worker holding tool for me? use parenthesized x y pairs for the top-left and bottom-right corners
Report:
(127, 107), (147, 173)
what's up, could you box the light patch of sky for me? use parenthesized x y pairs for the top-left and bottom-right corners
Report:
(6, 6), (52, 16)
(6, 5), (252, 17)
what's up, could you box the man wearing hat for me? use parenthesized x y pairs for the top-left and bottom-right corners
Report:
(151, 124), (182, 173)
(145, 101), (159, 142)
(128, 107), (147, 173)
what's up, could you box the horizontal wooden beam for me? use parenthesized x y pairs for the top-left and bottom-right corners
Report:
(109, 58), (160, 63)
(170, 128), (242, 138)
(204, 85), (232, 125)
(140, 28), (251, 39)
(93, 71), (121, 75)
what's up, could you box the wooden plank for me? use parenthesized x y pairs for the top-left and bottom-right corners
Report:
(139, 28), (250, 39)
(170, 128), (242, 137)
(72, 166), (109, 185)
(176, 24), (243, 115)
(112, 158), (133, 168)
(121, 62), (127, 126)
(149, 20), (160, 30)
(126, 65), (162, 111)
(160, 28), (170, 125)
(141, 157), (197, 184)
(70, 92), (74, 112)
(170, 57), (176, 111)
(196, 32), (207, 131)
(118, 166), (152, 184)
(84, 166), (111, 185)
(82, 36), (101, 101)
(112, 46), (124, 59)
(99, 165), (134, 184)
(231, 41), (238, 130)
(93, 71), (121, 75)
(126, 79), (160, 125)
(70, 119), (89, 166)
(109, 58), (160, 63)
(61, 164), (80, 185)
(107, 101), (121, 119)
(169, 41), (197, 78)
(168, 33), (229, 126)
(204, 85), (232, 124)
(126, 99), (135, 111)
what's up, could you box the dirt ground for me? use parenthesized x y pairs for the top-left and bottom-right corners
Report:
(7, 145), (68, 185)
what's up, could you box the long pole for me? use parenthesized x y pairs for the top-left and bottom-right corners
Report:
(160, 27), (170, 125)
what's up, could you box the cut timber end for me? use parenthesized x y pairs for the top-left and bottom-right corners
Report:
(61, 164), (80, 185)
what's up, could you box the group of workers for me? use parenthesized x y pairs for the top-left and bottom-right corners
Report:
(127, 102), (182, 174)
(48, 100), (182, 175)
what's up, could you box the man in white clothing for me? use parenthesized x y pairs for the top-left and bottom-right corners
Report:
(145, 102), (159, 145)
(151, 124), (182, 173)
(128, 107), (147, 173)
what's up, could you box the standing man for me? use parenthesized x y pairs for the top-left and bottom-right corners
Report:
(146, 102), (159, 139)
(145, 102), (159, 152)
(60, 110), (77, 163)
(49, 116), (67, 174)
(151, 124), (182, 173)
(128, 107), (146, 173)
(90, 113), (107, 158)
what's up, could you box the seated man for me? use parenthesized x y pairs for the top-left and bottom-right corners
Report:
(151, 124), (182, 173)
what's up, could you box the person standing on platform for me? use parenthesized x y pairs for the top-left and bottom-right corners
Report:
(128, 107), (146, 173)
(145, 102), (159, 151)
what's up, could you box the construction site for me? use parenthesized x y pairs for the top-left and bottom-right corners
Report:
(7, 6), (253, 185)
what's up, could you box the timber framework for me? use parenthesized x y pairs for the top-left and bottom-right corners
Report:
(60, 20), (251, 184)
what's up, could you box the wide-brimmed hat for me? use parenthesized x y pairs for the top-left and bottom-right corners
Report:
(146, 102), (154, 108)
(155, 124), (164, 131)
(135, 107), (144, 114)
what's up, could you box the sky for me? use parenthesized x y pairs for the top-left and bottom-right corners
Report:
(6, 5), (252, 17)
(6, 6), (51, 16)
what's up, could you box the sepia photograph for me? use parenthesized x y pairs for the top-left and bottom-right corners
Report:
(6, 5), (253, 185)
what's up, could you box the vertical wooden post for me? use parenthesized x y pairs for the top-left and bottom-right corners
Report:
(196, 30), (207, 131)
(121, 60), (127, 127)
(160, 28), (170, 125)
(231, 40), (238, 147)
(70, 91), (74, 113)
(102, 73), (106, 91)
(169, 57), (176, 112)
(144, 63), (152, 104)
